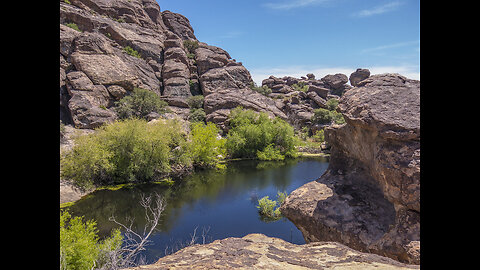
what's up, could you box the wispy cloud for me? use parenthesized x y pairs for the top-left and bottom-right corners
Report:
(263, 0), (329, 10)
(361, 40), (420, 53)
(353, 1), (403, 17)
(219, 31), (243, 39)
(248, 65), (419, 86)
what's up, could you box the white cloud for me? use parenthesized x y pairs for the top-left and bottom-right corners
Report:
(353, 1), (403, 17)
(248, 65), (419, 86)
(361, 40), (420, 53)
(263, 0), (329, 10)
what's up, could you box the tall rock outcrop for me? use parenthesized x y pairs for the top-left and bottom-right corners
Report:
(60, 0), (258, 129)
(280, 73), (420, 264)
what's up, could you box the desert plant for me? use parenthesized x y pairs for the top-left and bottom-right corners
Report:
(187, 122), (226, 168)
(114, 88), (167, 120)
(183, 40), (199, 54)
(60, 118), (190, 188)
(256, 191), (288, 222)
(66, 23), (81, 32)
(291, 81), (309, 92)
(123, 45), (141, 58)
(225, 107), (296, 160)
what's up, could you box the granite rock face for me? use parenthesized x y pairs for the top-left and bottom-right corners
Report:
(126, 233), (419, 270)
(281, 73), (420, 264)
(59, 0), (253, 129)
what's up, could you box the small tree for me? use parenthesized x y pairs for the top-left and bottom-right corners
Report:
(114, 88), (168, 120)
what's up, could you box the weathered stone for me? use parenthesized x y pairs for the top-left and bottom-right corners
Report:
(321, 73), (348, 90)
(125, 234), (419, 270)
(281, 73), (420, 264)
(71, 52), (139, 90)
(349, 68), (370, 87)
(199, 65), (253, 95)
(161, 10), (196, 40)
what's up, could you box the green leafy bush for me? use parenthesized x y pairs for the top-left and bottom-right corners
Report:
(188, 108), (206, 123)
(114, 88), (168, 120)
(225, 107), (296, 160)
(187, 122), (226, 168)
(123, 45), (141, 58)
(291, 81), (309, 92)
(183, 40), (199, 54)
(61, 118), (190, 188)
(249, 83), (272, 96)
(60, 210), (122, 270)
(66, 23), (81, 32)
(326, 98), (339, 111)
(312, 108), (333, 125)
(256, 191), (288, 222)
(186, 95), (204, 109)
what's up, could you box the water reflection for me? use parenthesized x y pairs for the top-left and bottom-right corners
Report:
(66, 157), (329, 263)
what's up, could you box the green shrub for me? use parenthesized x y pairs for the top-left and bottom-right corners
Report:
(123, 45), (141, 58)
(66, 23), (81, 32)
(60, 210), (122, 270)
(188, 108), (206, 123)
(186, 95), (204, 109)
(225, 107), (296, 160)
(312, 129), (325, 142)
(312, 108), (333, 125)
(291, 81), (309, 92)
(183, 40), (199, 54)
(187, 122), (226, 168)
(326, 98), (339, 111)
(114, 88), (168, 120)
(60, 118), (190, 188)
(256, 191), (288, 222)
(249, 83), (272, 96)
(256, 144), (284, 161)
(332, 111), (346, 124)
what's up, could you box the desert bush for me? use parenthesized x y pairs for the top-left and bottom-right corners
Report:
(291, 81), (309, 92)
(186, 95), (204, 109)
(225, 107), (296, 160)
(114, 88), (168, 120)
(123, 46), (141, 58)
(188, 108), (206, 123)
(249, 83), (272, 96)
(183, 40), (199, 54)
(256, 191), (288, 221)
(60, 210), (122, 270)
(312, 108), (333, 125)
(187, 122), (226, 168)
(60, 118), (190, 188)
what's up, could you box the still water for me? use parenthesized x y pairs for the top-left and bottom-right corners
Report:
(66, 157), (329, 264)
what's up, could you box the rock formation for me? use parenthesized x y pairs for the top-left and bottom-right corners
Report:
(60, 0), (255, 129)
(280, 73), (420, 264)
(60, 0), (362, 132)
(125, 233), (419, 270)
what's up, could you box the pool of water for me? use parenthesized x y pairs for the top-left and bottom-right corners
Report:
(65, 157), (329, 264)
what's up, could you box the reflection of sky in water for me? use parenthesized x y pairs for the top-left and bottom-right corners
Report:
(67, 157), (329, 264)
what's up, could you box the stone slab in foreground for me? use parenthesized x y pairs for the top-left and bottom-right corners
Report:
(126, 233), (419, 269)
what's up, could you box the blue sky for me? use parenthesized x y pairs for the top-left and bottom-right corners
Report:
(158, 0), (420, 85)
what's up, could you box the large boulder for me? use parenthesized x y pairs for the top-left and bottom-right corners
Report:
(126, 233), (419, 270)
(204, 87), (287, 131)
(349, 68), (370, 87)
(281, 73), (420, 264)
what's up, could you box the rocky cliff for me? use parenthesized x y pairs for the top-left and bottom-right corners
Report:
(59, 0), (363, 132)
(280, 73), (420, 264)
